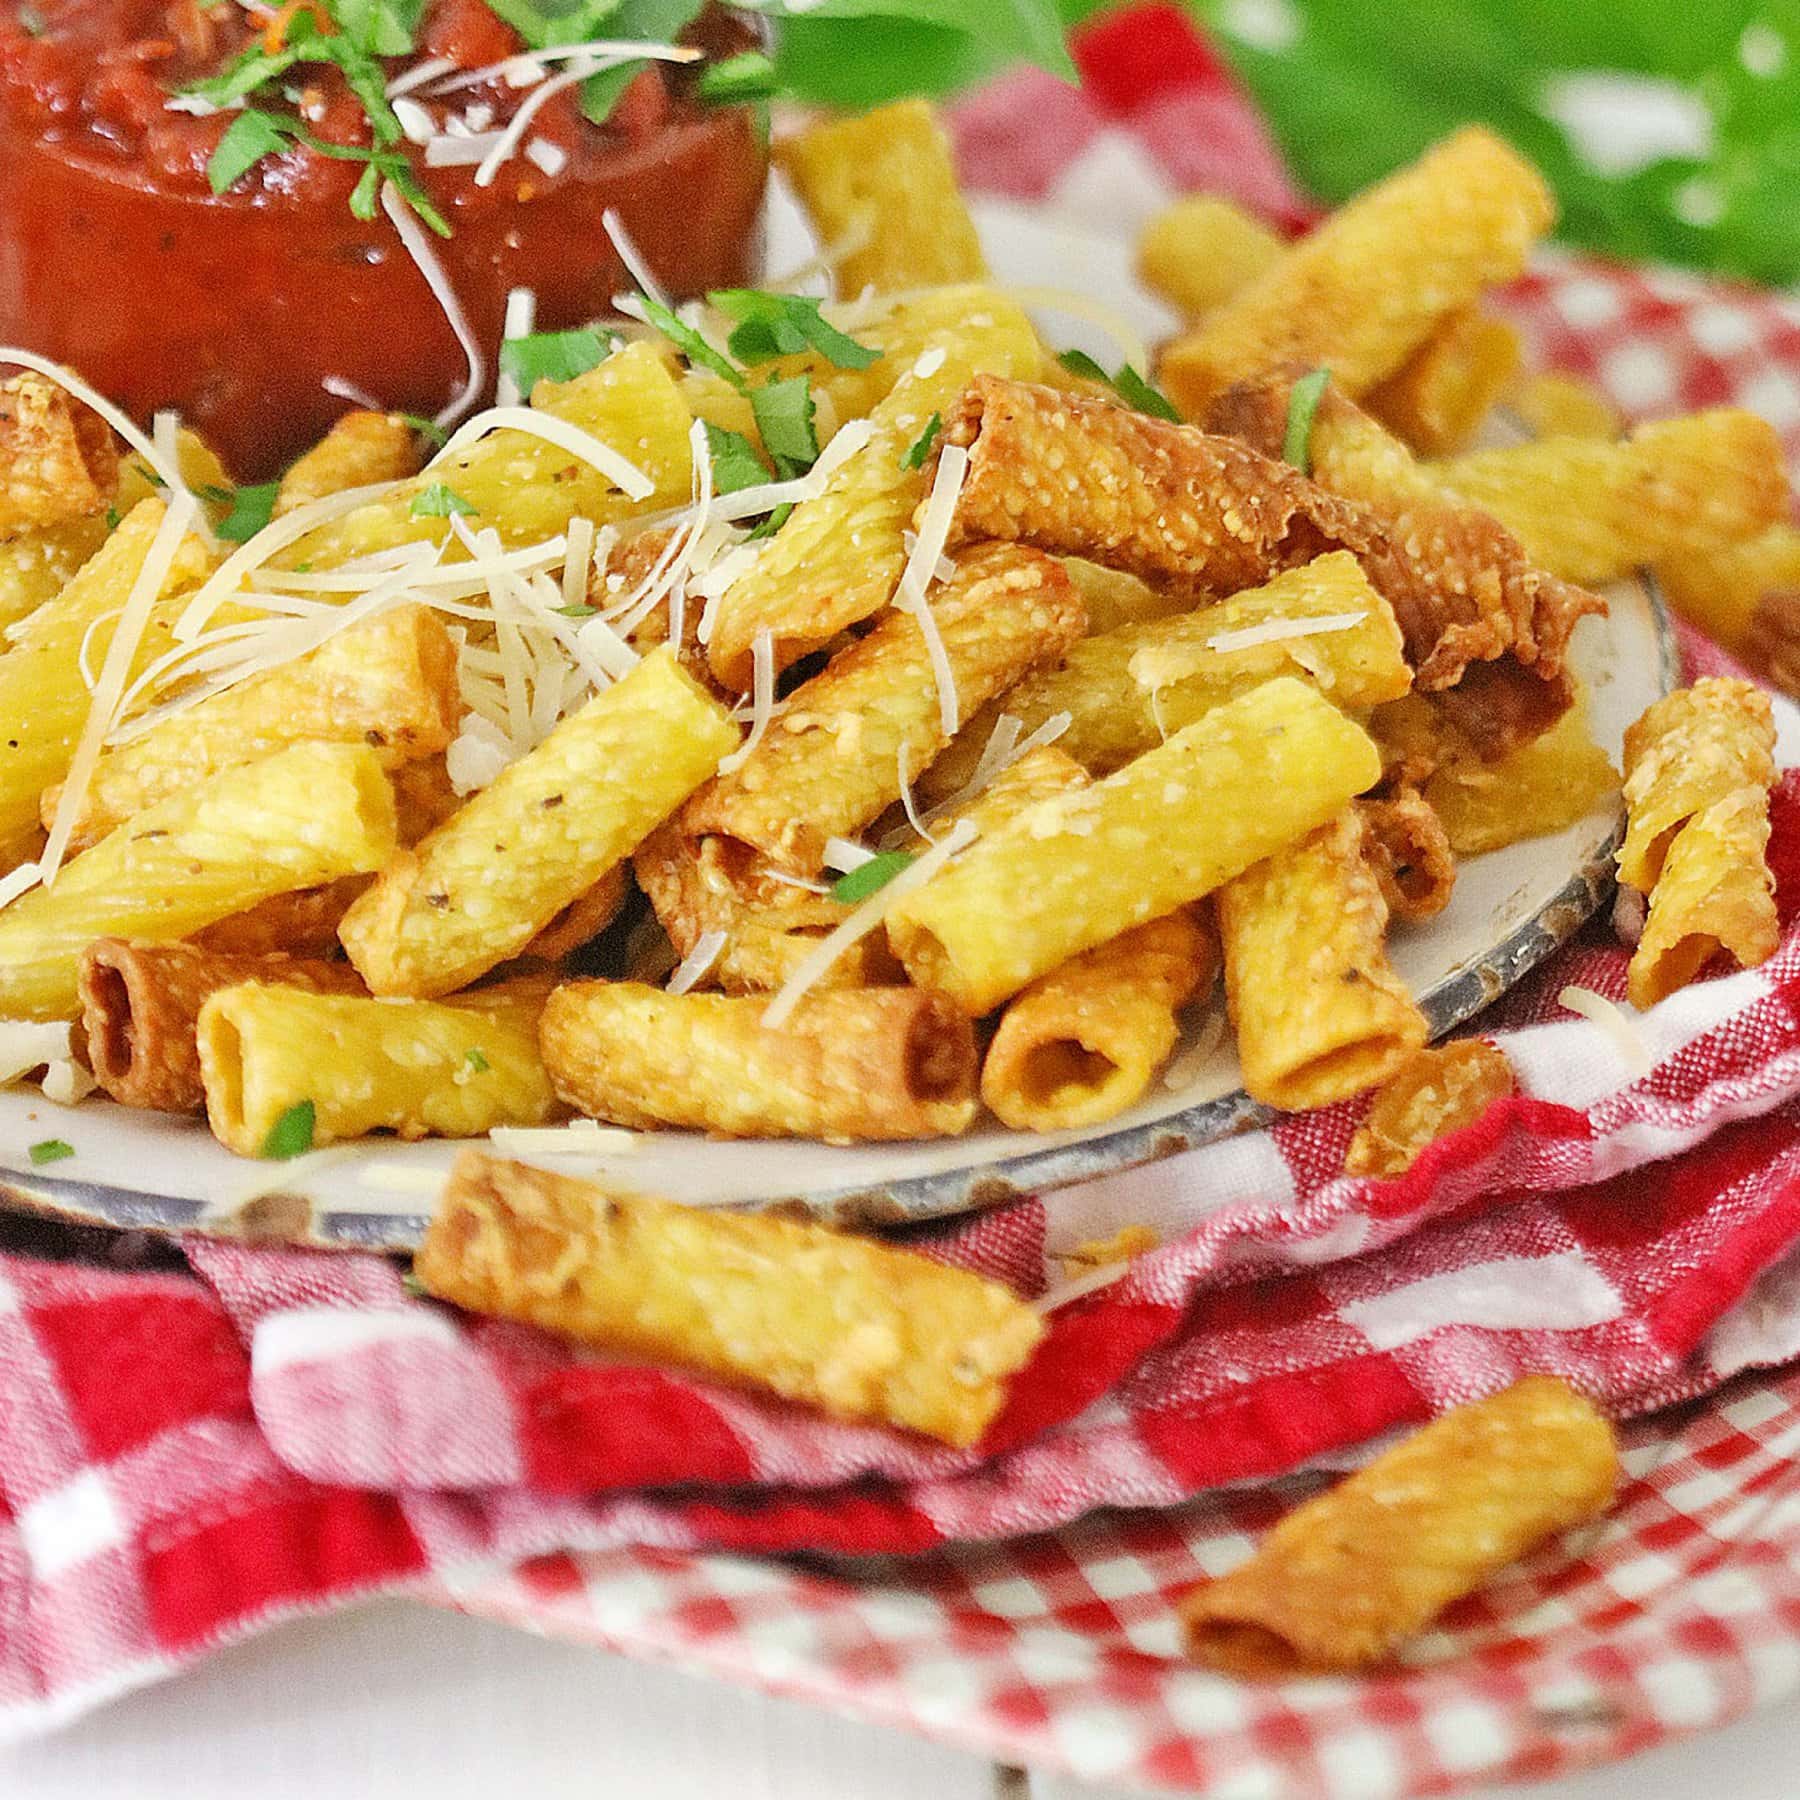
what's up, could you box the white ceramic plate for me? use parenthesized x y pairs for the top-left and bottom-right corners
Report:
(0, 197), (1678, 1249)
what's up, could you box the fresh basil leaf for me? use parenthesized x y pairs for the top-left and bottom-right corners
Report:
(1113, 363), (1181, 424)
(709, 289), (880, 370)
(206, 108), (296, 195)
(1282, 368), (1331, 476)
(411, 482), (477, 518)
(28, 1138), (74, 1166)
(749, 376), (818, 473)
(501, 327), (612, 392)
(829, 849), (915, 904)
(901, 412), (942, 470)
(637, 294), (744, 388)
(260, 1100), (316, 1160)
(215, 481), (281, 542)
(696, 50), (779, 104)
(704, 422), (774, 495)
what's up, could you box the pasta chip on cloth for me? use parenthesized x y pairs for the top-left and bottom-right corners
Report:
(15, 21), (1800, 1797)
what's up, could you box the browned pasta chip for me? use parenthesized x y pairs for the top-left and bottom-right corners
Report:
(1660, 524), (1800, 664)
(1158, 128), (1554, 417)
(632, 823), (898, 995)
(1180, 1377), (1619, 1673)
(520, 865), (630, 963)
(981, 909), (1219, 1131)
(1135, 194), (1284, 322)
(274, 410), (423, 516)
(1629, 790), (1779, 1008)
(1219, 809), (1427, 1111)
(541, 981), (977, 1140)
(191, 878), (369, 960)
(1363, 308), (1522, 456)
(1208, 371), (1604, 695)
(1357, 787), (1456, 922)
(415, 1151), (1044, 1447)
(1506, 372), (1622, 443)
(1345, 1039), (1516, 1177)
(1619, 677), (1775, 892)
(77, 939), (363, 1114)
(682, 544), (1084, 874)
(0, 372), (120, 531)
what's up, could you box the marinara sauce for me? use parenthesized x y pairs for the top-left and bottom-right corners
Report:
(0, 0), (768, 476)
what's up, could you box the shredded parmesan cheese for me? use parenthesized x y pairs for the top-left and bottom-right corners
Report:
(476, 57), (593, 189)
(667, 929), (727, 995)
(489, 1121), (640, 1155)
(762, 818), (977, 1029)
(1203, 611), (1369, 655)
(1033, 1260), (1133, 1314)
(0, 1020), (70, 1084)
(896, 742), (935, 843)
(603, 206), (671, 309)
(492, 285), (537, 407)
(1559, 984), (1653, 1074)
(525, 137), (567, 177)
(432, 404), (653, 502)
(380, 179), (486, 432)
(891, 443), (968, 736)
(822, 838), (874, 873)
(42, 1059), (97, 1106)
(0, 861), (43, 911)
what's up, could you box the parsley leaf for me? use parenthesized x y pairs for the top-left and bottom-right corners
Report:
(704, 422), (774, 495)
(829, 849), (914, 905)
(330, 0), (426, 57)
(411, 483), (476, 518)
(709, 289), (880, 370)
(749, 376), (818, 474)
(397, 412), (449, 448)
(207, 108), (297, 196)
(902, 412), (942, 470)
(261, 1099), (317, 1161)
(745, 502), (792, 541)
(1282, 369), (1332, 476)
(500, 327), (613, 393)
(464, 1047), (491, 1073)
(104, 505), (121, 531)
(697, 50), (778, 104)
(1113, 363), (1182, 424)
(637, 295), (745, 389)
(28, 1138), (74, 1167)
(1056, 349), (1180, 422)
(555, 603), (599, 618)
(214, 481), (281, 542)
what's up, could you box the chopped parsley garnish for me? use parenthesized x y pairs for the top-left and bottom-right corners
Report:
(212, 481), (281, 543)
(1282, 368), (1333, 476)
(745, 502), (792, 541)
(829, 850), (915, 905)
(902, 412), (942, 471)
(28, 1138), (74, 1167)
(397, 413), (449, 449)
(709, 289), (879, 372)
(555, 603), (600, 619)
(401, 1268), (428, 1298)
(17, 3), (44, 34)
(410, 482), (476, 519)
(104, 505), (122, 532)
(1056, 349), (1180, 422)
(260, 1099), (317, 1161)
(696, 50), (778, 105)
(500, 327), (614, 394)
(637, 295), (744, 390)
(207, 108), (298, 197)
(464, 1047), (491, 1073)
(704, 422), (773, 495)
(749, 375), (818, 474)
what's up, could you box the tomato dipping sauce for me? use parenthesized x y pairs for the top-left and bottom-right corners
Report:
(0, 0), (768, 476)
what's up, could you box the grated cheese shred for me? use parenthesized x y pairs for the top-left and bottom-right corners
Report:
(719, 627), (775, 774)
(666, 929), (727, 995)
(1559, 985), (1653, 1074)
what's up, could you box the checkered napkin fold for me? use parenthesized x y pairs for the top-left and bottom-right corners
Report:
(12, 0), (1800, 1744)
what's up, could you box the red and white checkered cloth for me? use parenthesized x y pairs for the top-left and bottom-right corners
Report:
(9, 7), (1800, 1790)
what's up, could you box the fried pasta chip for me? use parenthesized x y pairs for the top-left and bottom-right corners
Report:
(683, 544), (1084, 873)
(1179, 1377), (1619, 1673)
(0, 372), (120, 531)
(1059, 557), (1191, 635)
(1505, 371), (1622, 443)
(1135, 194), (1285, 322)
(191, 876), (370, 960)
(1357, 786), (1456, 921)
(1218, 809), (1427, 1112)
(633, 824), (898, 996)
(198, 981), (560, 1154)
(1344, 1038), (1516, 1177)
(78, 938), (363, 1113)
(415, 1151), (1044, 1447)
(1618, 679), (1779, 1008)
(42, 603), (462, 853)
(1363, 308), (1523, 456)
(520, 865), (630, 963)
(980, 908), (1219, 1131)
(1208, 371), (1603, 695)
(274, 410), (423, 516)
(1659, 524), (1800, 662)
(773, 100), (988, 295)
(1158, 128), (1554, 417)
(888, 678), (1382, 1014)
(927, 553), (1408, 790)
(1433, 410), (1788, 587)
(1426, 702), (1621, 856)
(539, 982), (977, 1140)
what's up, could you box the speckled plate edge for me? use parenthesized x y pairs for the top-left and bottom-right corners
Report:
(0, 574), (1680, 1251)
